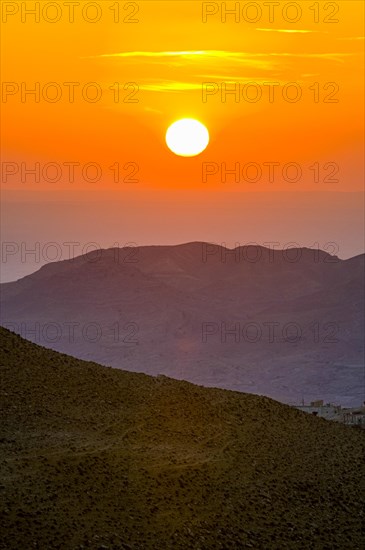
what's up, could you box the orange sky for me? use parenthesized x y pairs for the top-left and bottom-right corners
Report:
(1, 0), (364, 279)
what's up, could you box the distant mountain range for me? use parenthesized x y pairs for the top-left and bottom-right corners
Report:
(1, 242), (364, 406)
(1, 326), (364, 549)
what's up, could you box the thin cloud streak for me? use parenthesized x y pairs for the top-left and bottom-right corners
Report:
(92, 50), (354, 64)
(89, 50), (358, 93)
(338, 36), (365, 41)
(256, 28), (319, 34)
(139, 82), (204, 92)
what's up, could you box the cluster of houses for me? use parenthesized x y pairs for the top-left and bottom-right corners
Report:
(294, 400), (365, 427)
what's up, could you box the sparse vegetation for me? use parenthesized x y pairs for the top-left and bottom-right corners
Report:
(1, 327), (364, 549)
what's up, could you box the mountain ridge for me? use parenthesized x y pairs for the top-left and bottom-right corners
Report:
(3, 241), (357, 286)
(1, 243), (363, 406)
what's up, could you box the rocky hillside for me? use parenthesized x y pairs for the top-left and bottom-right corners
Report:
(0, 327), (364, 549)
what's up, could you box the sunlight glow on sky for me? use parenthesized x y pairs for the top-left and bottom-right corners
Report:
(1, 1), (364, 279)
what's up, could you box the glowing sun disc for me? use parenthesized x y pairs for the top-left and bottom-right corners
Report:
(166, 118), (209, 157)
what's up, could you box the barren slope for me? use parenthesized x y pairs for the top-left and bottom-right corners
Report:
(1, 327), (364, 549)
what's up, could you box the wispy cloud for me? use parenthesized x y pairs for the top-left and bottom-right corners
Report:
(89, 50), (356, 94)
(139, 81), (203, 92)
(144, 106), (163, 114)
(338, 36), (365, 41)
(96, 50), (209, 58)
(256, 28), (319, 34)
(91, 50), (354, 64)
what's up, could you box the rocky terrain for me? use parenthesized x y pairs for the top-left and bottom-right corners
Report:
(1, 327), (364, 549)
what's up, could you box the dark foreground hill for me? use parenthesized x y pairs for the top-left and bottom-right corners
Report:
(0, 327), (364, 549)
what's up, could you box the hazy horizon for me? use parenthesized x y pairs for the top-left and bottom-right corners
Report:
(2, 189), (364, 282)
(2, 1), (364, 284)
(2, 237), (365, 284)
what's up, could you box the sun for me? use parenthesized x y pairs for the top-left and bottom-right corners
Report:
(166, 119), (209, 157)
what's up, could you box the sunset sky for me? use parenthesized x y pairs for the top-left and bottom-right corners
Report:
(1, 0), (364, 280)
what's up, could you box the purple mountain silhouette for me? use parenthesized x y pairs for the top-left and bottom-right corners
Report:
(1, 243), (364, 406)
